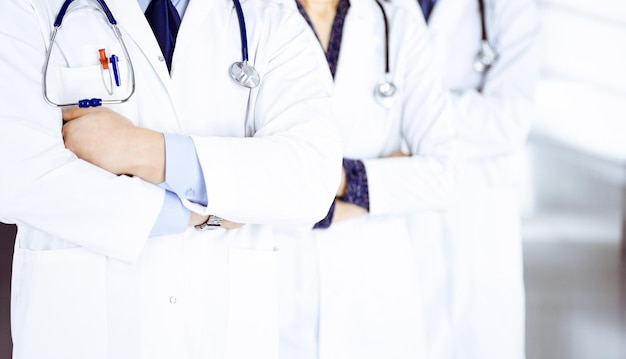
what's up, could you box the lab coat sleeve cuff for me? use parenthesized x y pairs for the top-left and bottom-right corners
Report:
(149, 190), (190, 237)
(340, 158), (370, 211)
(163, 133), (208, 206)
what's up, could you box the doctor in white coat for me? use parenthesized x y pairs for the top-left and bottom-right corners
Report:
(0, 0), (342, 358)
(279, 0), (457, 358)
(406, 0), (540, 358)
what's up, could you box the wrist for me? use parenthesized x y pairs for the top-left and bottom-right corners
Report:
(127, 129), (165, 183)
(189, 211), (209, 227)
(339, 158), (369, 212)
(336, 168), (347, 197)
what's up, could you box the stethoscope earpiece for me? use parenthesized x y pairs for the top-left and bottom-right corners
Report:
(230, 61), (260, 88)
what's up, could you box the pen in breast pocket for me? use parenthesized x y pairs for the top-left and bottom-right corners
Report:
(110, 54), (120, 87)
(98, 48), (114, 95)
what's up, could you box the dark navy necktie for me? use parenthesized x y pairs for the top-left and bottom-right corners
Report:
(418, 0), (436, 22)
(145, 0), (181, 71)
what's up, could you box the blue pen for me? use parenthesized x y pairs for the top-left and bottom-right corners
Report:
(110, 54), (120, 87)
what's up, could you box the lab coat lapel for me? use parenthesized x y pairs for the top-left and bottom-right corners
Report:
(171, 0), (218, 67)
(349, 0), (376, 22)
(426, 0), (465, 36)
(174, 0), (249, 57)
(105, 0), (174, 90)
(176, 0), (216, 34)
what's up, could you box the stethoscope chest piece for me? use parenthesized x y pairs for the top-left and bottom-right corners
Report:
(230, 61), (260, 88)
(473, 39), (497, 73)
(374, 80), (397, 108)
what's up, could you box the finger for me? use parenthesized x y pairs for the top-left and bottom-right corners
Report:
(386, 151), (410, 158)
(221, 220), (245, 230)
(62, 106), (109, 121)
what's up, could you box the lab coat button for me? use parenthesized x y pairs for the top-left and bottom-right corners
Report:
(169, 296), (177, 304)
(158, 55), (165, 62)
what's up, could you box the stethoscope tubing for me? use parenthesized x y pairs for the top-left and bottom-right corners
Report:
(474, 0), (497, 91)
(232, 0), (249, 62)
(373, 0), (397, 108)
(43, 0), (136, 107)
(373, 0), (496, 104)
(45, 0), (254, 108)
(54, 0), (117, 27)
(478, 0), (487, 42)
(373, 0), (390, 75)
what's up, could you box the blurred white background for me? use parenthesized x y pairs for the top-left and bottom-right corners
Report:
(521, 0), (626, 358)
(523, 0), (626, 225)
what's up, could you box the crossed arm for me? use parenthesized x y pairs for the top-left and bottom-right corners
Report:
(62, 106), (241, 229)
(62, 106), (369, 229)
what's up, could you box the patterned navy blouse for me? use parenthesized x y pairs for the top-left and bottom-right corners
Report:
(297, 0), (371, 229)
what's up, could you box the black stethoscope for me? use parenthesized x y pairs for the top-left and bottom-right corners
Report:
(373, 0), (396, 108)
(230, 0), (261, 88)
(373, 0), (498, 107)
(43, 0), (259, 108)
(473, 0), (498, 74)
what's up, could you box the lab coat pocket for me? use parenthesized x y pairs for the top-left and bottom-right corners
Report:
(47, 58), (132, 107)
(12, 246), (107, 359)
(361, 218), (422, 322)
(225, 247), (280, 359)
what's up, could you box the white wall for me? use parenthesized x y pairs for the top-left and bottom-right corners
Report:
(522, 0), (626, 240)
(538, 0), (626, 92)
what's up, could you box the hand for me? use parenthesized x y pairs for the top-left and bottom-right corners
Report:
(332, 200), (367, 223)
(62, 107), (165, 183)
(385, 151), (410, 158)
(219, 220), (245, 230)
(189, 212), (245, 230)
(337, 152), (408, 196)
(336, 167), (347, 197)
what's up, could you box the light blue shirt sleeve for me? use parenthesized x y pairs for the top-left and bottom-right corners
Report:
(150, 190), (190, 237)
(140, 0), (198, 236)
(159, 133), (208, 206)
(150, 134), (207, 236)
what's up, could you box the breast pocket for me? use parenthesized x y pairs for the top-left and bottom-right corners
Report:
(224, 247), (280, 359)
(45, 53), (134, 105)
(12, 246), (108, 359)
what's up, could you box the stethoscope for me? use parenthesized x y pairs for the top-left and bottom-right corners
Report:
(473, 0), (498, 75)
(371, 0), (499, 107)
(373, 0), (396, 108)
(43, 0), (260, 108)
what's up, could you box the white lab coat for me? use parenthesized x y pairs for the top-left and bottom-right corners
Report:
(404, 0), (541, 358)
(0, 0), (342, 358)
(279, 2), (457, 359)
